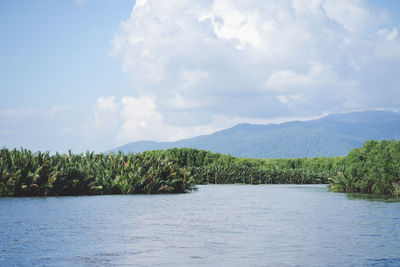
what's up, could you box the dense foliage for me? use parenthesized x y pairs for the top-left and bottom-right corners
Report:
(146, 148), (342, 185)
(329, 140), (400, 196)
(1, 139), (399, 197)
(0, 147), (341, 197)
(0, 149), (196, 197)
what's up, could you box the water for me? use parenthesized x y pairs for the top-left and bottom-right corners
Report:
(1, 185), (400, 266)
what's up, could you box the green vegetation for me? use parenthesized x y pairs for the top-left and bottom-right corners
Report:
(146, 148), (342, 185)
(1, 139), (399, 197)
(328, 140), (400, 196)
(0, 147), (341, 197)
(0, 149), (196, 197)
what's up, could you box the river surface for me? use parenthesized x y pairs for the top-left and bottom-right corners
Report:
(1, 185), (400, 266)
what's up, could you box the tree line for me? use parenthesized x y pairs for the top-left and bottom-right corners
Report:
(328, 140), (400, 196)
(1, 139), (399, 197)
(145, 148), (343, 185)
(0, 149), (196, 197)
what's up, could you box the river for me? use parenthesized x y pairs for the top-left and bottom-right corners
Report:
(1, 185), (399, 266)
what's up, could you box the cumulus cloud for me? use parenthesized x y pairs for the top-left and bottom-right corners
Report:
(86, 96), (212, 144)
(87, 95), (312, 147)
(85, 96), (164, 143)
(107, 0), (400, 143)
(84, 96), (121, 141)
(118, 96), (162, 141)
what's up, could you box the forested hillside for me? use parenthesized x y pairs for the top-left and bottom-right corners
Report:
(113, 110), (400, 158)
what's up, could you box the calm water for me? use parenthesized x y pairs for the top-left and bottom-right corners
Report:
(1, 185), (400, 266)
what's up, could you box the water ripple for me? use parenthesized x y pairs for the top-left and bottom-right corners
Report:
(1, 185), (399, 266)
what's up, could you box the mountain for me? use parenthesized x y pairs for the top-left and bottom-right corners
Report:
(112, 110), (400, 158)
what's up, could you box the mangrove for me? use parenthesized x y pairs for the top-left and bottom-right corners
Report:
(0, 139), (399, 197)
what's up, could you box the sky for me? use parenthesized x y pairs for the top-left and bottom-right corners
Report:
(1, 0), (400, 153)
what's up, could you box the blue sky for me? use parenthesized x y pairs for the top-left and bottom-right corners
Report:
(1, 0), (134, 152)
(1, 0), (400, 152)
(1, 0), (134, 106)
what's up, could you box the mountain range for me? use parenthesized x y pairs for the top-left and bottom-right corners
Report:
(112, 110), (400, 158)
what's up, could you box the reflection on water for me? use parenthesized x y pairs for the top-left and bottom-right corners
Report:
(1, 184), (400, 266)
(346, 192), (400, 203)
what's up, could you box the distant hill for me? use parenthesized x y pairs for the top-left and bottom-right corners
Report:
(112, 110), (400, 158)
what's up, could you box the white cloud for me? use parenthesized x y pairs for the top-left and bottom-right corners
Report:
(118, 96), (162, 141)
(84, 97), (121, 137)
(109, 0), (400, 143)
(133, 0), (147, 10)
(202, 0), (265, 49)
(87, 95), (311, 147)
(322, 0), (373, 34)
(265, 70), (312, 92)
(377, 27), (398, 41)
(264, 61), (346, 101)
(84, 96), (163, 143)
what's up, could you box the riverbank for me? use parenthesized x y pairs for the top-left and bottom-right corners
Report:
(1, 139), (399, 197)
